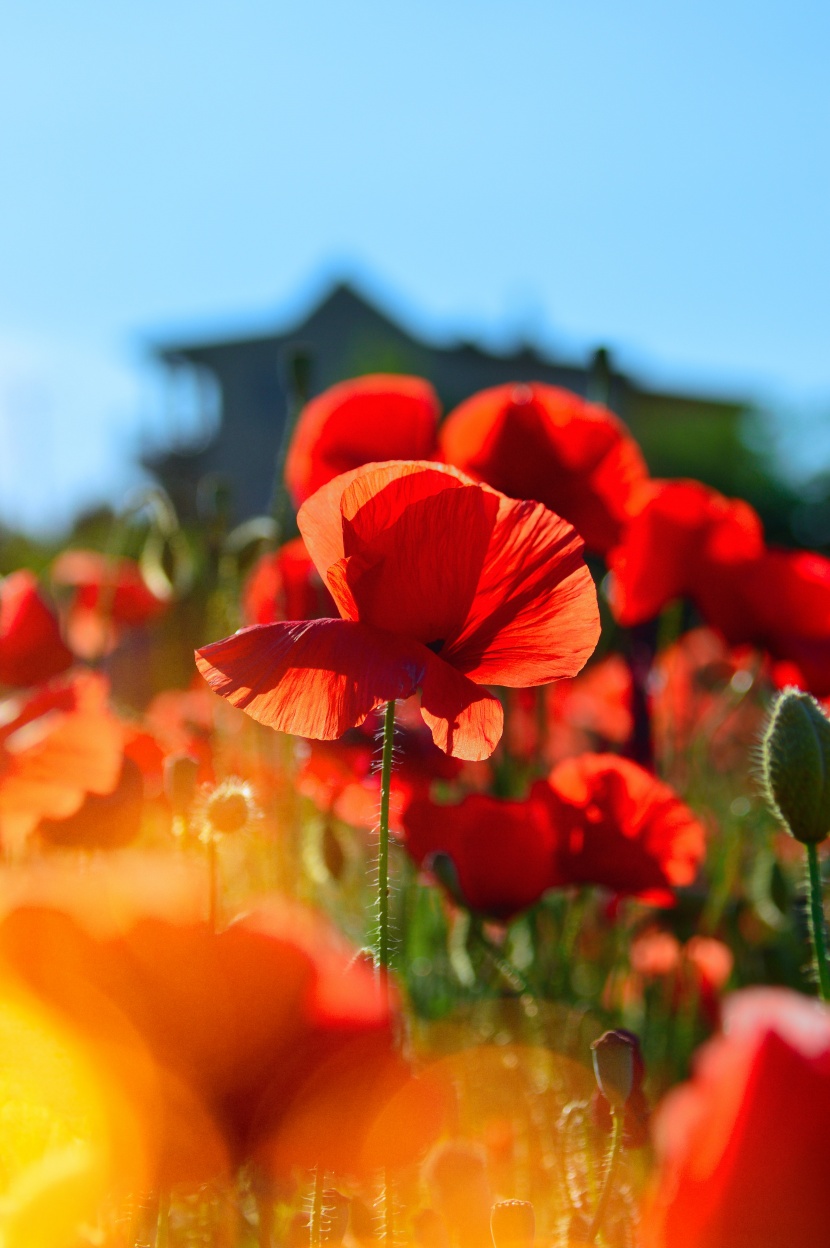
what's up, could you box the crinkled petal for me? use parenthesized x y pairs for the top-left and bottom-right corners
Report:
(445, 494), (600, 686)
(419, 652), (503, 761)
(196, 620), (426, 740)
(332, 478), (499, 644)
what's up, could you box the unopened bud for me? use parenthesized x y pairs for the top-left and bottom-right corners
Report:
(490, 1199), (535, 1248)
(591, 1029), (639, 1109)
(761, 689), (830, 844)
(163, 753), (200, 814)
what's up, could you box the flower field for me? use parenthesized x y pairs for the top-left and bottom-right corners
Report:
(1, 375), (829, 1247)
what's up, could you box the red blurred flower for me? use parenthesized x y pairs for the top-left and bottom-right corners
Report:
(539, 754), (706, 903)
(243, 536), (337, 625)
(197, 461), (600, 761)
(0, 864), (444, 1183)
(402, 790), (557, 920)
(438, 382), (649, 554)
(611, 481), (830, 696)
(0, 570), (73, 688)
(284, 374), (441, 507)
(52, 550), (169, 659)
(608, 480), (765, 628)
(0, 673), (124, 854)
(642, 988), (830, 1248)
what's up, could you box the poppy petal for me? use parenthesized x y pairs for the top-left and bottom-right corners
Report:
(195, 620), (427, 740)
(445, 494), (600, 686)
(334, 472), (499, 644)
(419, 652), (503, 761)
(284, 375), (440, 507)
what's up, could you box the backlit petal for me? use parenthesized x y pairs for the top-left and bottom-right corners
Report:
(419, 652), (503, 761)
(445, 494), (600, 686)
(195, 619), (426, 740)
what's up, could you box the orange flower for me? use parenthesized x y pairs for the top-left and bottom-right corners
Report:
(0, 673), (124, 854)
(0, 861), (442, 1183)
(284, 374), (441, 506)
(0, 571), (72, 688)
(438, 382), (649, 554)
(197, 461), (600, 761)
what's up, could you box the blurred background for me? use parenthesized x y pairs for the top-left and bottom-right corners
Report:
(1, 0), (828, 545)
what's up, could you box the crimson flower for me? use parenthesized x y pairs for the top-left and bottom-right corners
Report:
(0, 570), (73, 688)
(609, 480), (830, 695)
(607, 479), (765, 628)
(284, 374), (441, 507)
(438, 382), (649, 554)
(402, 791), (556, 920)
(539, 753), (706, 904)
(196, 461), (600, 761)
(642, 988), (830, 1248)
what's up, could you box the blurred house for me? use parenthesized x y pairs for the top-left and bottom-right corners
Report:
(148, 280), (756, 524)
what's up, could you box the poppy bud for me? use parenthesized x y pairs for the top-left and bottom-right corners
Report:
(490, 1199), (535, 1248)
(761, 688), (830, 844)
(591, 1029), (639, 1109)
(163, 753), (200, 815)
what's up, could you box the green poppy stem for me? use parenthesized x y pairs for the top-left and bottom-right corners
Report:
(587, 1108), (624, 1245)
(806, 842), (830, 1002)
(376, 700), (396, 976)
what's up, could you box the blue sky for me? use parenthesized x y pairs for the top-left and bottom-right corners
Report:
(1, 1), (828, 532)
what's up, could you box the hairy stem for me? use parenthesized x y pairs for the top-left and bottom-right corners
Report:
(806, 842), (830, 1002)
(376, 700), (396, 976)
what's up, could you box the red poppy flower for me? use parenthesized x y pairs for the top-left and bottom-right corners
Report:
(243, 536), (336, 625)
(0, 570), (73, 688)
(607, 479), (765, 627)
(642, 988), (830, 1248)
(52, 550), (169, 660)
(196, 461), (600, 761)
(538, 754), (706, 903)
(0, 673), (124, 854)
(284, 374), (441, 506)
(52, 551), (168, 626)
(401, 790), (557, 920)
(438, 382), (649, 554)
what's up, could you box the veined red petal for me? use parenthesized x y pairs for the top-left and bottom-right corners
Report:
(298, 460), (474, 586)
(445, 494), (600, 686)
(336, 480), (499, 645)
(419, 652), (503, 761)
(195, 620), (427, 740)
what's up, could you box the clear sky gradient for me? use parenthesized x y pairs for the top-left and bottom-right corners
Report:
(1, 1), (828, 532)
